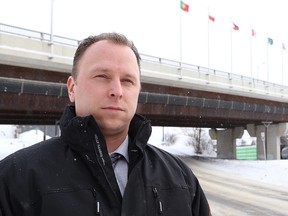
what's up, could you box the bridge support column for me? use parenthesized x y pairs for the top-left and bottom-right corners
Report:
(247, 124), (264, 160)
(209, 127), (244, 159)
(247, 123), (288, 160)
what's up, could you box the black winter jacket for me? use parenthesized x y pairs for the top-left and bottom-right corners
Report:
(0, 106), (210, 216)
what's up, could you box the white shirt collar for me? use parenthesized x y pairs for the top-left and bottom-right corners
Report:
(110, 135), (129, 162)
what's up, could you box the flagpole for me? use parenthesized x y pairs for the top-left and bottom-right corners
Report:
(282, 45), (284, 85)
(179, 5), (183, 68)
(250, 30), (253, 78)
(50, 0), (54, 44)
(207, 8), (210, 73)
(48, 0), (55, 59)
(267, 39), (269, 82)
(230, 19), (233, 73)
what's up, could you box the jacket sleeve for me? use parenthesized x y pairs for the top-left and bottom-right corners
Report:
(0, 155), (20, 216)
(191, 176), (211, 216)
(0, 183), (12, 216)
(177, 159), (211, 216)
(0, 167), (12, 216)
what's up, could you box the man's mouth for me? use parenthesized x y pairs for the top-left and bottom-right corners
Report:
(103, 106), (124, 111)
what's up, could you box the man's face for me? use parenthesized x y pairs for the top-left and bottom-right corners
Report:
(67, 40), (141, 136)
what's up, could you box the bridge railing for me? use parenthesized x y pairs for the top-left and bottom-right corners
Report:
(0, 23), (80, 46)
(140, 53), (286, 90)
(1, 22), (288, 93)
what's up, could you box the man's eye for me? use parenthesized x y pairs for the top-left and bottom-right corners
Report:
(123, 79), (134, 85)
(95, 74), (108, 79)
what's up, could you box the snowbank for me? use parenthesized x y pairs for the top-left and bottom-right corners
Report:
(0, 129), (50, 160)
(0, 125), (287, 187)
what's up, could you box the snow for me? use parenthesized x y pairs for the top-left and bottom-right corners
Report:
(149, 127), (196, 156)
(149, 126), (288, 187)
(0, 125), (51, 160)
(196, 158), (288, 187)
(149, 126), (216, 157)
(0, 125), (287, 187)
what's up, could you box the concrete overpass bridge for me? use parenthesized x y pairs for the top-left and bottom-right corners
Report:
(1, 23), (288, 160)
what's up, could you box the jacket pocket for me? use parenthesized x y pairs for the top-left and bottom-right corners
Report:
(149, 186), (192, 216)
(35, 188), (101, 216)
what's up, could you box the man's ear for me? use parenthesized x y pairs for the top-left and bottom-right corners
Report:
(67, 76), (76, 103)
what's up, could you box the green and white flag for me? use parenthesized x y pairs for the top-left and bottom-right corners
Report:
(267, 37), (273, 45)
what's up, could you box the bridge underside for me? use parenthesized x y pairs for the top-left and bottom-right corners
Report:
(138, 104), (279, 128)
(1, 64), (288, 128)
(1, 91), (286, 128)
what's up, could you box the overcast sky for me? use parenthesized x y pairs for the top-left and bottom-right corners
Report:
(1, 0), (288, 84)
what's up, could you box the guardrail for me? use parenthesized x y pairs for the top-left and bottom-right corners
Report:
(0, 23), (80, 46)
(0, 22), (287, 93)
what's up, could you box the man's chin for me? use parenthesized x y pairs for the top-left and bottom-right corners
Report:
(98, 121), (128, 135)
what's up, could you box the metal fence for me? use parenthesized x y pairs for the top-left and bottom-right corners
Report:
(0, 22), (287, 92)
(0, 23), (80, 46)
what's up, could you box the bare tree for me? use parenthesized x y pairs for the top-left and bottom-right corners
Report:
(182, 128), (213, 154)
(164, 132), (177, 146)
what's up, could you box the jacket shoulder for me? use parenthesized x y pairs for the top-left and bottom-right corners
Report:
(145, 144), (195, 177)
(0, 137), (62, 172)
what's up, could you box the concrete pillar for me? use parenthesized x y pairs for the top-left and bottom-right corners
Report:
(209, 127), (244, 159)
(268, 123), (288, 160)
(256, 125), (266, 160)
(247, 123), (288, 160)
(246, 124), (256, 137)
(247, 124), (265, 160)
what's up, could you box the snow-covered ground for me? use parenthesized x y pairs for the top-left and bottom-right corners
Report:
(0, 125), (51, 160)
(1, 125), (287, 187)
(149, 126), (216, 156)
(149, 126), (288, 187)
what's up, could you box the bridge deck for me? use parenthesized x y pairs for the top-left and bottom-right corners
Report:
(1, 23), (288, 127)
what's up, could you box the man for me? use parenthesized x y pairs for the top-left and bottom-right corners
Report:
(0, 33), (211, 215)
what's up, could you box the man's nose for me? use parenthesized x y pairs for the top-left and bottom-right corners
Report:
(109, 80), (123, 98)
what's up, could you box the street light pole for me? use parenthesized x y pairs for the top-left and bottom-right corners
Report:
(48, 0), (55, 59)
(257, 62), (266, 80)
(50, 0), (54, 44)
(162, 126), (165, 143)
(262, 121), (272, 160)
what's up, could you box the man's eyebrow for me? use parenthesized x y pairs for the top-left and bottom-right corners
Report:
(123, 73), (137, 78)
(93, 67), (109, 72)
(90, 66), (140, 79)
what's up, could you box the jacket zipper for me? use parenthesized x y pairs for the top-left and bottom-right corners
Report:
(92, 188), (101, 215)
(152, 187), (163, 214)
(92, 134), (122, 202)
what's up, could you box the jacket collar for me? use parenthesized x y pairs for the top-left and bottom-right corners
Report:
(59, 105), (152, 153)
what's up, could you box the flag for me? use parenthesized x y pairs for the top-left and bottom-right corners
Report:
(208, 15), (215, 22)
(267, 37), (273, 45)
(251, 29), (256, 37)
(180, 1), (189, 12)
(233, 22), (239, 30)
(282, 42), (286, 50)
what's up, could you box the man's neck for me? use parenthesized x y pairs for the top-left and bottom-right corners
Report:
(105, 133), (128, 153)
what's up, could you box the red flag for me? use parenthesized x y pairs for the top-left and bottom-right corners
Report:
(180, 1), (189, 12)
(233, 22), (239, 30)
(251, 29), (256, 37)
(208, 15), (215, 22)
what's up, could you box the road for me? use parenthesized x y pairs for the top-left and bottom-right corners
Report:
(181, 157), (288, 216)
